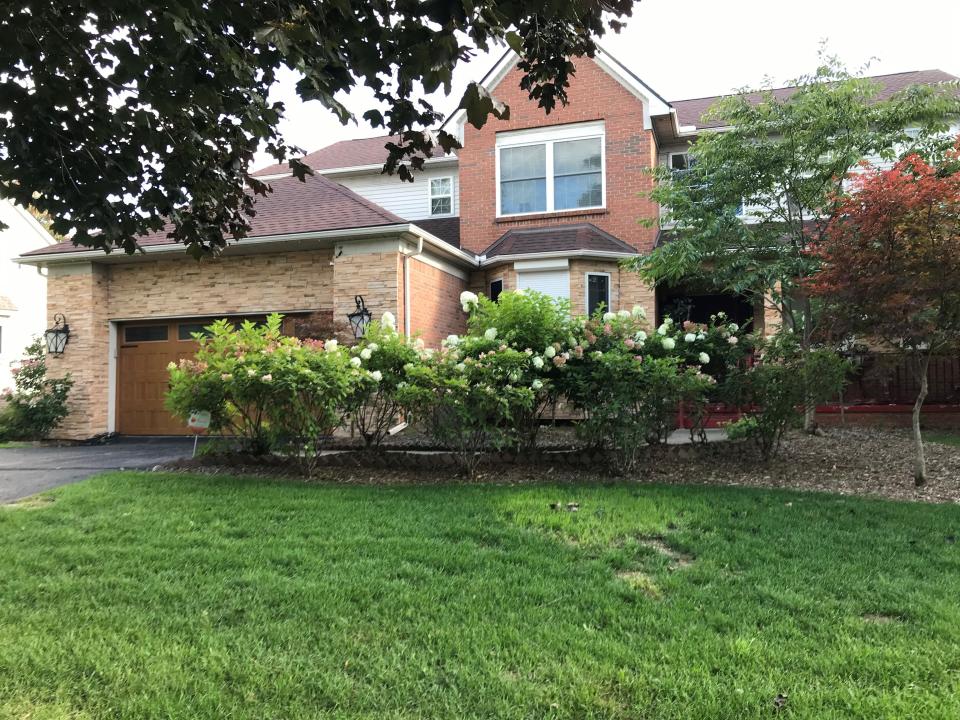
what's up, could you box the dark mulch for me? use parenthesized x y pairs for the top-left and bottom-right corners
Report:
(159, 427), (960, 504)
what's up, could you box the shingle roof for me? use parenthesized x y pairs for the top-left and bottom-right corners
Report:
(483, 223), (638, 258)
(413, 217), (461, 249)
(670, 69), (960, 130)
(22, 174), (405, 257)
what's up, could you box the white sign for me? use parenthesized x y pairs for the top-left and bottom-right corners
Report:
(187, 410), (211, 433)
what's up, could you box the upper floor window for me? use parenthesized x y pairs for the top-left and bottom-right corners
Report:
(429, 177), (453, 216)
(497, 122), (605, 217)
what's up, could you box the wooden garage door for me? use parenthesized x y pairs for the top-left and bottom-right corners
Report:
(117, 320), (205, 435)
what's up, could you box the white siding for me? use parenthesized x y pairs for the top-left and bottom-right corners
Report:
(0, 201), (55, 388)
(333, 165), (459, 220)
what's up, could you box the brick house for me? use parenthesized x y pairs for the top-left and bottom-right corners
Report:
(17, 48), (958, 438)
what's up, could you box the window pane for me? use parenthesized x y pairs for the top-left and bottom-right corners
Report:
(555, 173), (602, 210)
(554, 138), (601, 176)
(124, 325), (168, 343)
(587, 275), (609, 316)
(501, 178), (546, 214)
(430, 177), (452, 196)
(489, 279), (503, 302)
(431, 196), (452, 215)
(178, 323), (213, 340)
(670, 153), (689, 171)
(500, 144), (546, 181)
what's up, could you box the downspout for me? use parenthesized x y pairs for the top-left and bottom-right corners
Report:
(402, 234), (424, 336)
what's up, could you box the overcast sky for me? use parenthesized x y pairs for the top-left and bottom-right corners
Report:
(252, 0), (960, 171)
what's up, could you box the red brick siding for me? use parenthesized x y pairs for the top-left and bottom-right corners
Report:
(458, 56), (660, 255)
(408, 259), (468, 345)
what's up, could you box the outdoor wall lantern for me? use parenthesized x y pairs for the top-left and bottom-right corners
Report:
(347, 296), (372, 339)
(44, 313), (70, 354)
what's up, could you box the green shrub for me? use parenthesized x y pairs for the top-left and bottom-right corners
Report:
(166, 314), (363, 466)
(722, 333), (848, 460)
(0, 339), (73, 440)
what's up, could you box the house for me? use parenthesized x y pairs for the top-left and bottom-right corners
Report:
(0, 200), (56, 388)
(16, 47), (959, 439)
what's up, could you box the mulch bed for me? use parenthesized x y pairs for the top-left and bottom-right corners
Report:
(158, 427), (960, 504)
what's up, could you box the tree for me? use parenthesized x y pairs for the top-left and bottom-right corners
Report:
(810, 141), (960, 485)
(0, 1), (632, 257)
(628, 51), (959, 431)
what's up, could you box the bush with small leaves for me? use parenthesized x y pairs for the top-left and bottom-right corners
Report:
(0, 339), (73, 440)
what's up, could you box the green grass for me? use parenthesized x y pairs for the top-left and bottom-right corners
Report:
(1, 473), (959, 719)
(926, 430), (960, 447)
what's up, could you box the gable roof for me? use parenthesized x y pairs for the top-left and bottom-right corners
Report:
(670, 69), (960, 130)
(254, 135), (455, 177)
(483, 223), (638, 259)
(22, 173), (405, 257)
(413, 216), (461, 249)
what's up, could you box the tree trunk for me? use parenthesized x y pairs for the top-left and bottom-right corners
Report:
(912, 354), (930, 487)
(800, 295), (818, 434)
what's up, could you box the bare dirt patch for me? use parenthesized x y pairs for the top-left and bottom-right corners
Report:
(616, 570), (662, 598)
(637, 536), (694, 570)
(3, 496), (55, 510)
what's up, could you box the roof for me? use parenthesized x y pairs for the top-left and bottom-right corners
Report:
(254, 135), (453, 177)
(670, 69), (960, 130)
(413, 217), (460, 249)
(483, 223), (638, 258)
(0, 294), (16, 312)
(22, 174), (405, 257)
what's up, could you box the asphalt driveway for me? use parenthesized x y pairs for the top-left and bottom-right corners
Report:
(0, 437), (201, 503)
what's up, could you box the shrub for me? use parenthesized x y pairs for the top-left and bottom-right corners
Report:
(722, 332), (848, 460)
(166, 314), (363, 466)
(400, 333), (536, 477)
(0, 339), (73, 440)
(344, 321), (421, 447)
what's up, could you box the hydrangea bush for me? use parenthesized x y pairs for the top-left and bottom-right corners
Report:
(0, 339), (73, 440)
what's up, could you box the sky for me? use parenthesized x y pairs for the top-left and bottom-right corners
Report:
(252, 0), (960, 171)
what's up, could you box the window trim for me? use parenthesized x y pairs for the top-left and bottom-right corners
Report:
(122, 324), (170, 344)
(667, 151), (691, 172)
(495, 122), (606, 218)
(429, 175), (454, 217)
(584, 272), (612, 317)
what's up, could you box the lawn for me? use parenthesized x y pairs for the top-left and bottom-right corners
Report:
(926, 430), (960, 448)
(1, 474), (959, 719)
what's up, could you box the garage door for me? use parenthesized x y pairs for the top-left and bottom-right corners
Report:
(117, 320), (206, 435)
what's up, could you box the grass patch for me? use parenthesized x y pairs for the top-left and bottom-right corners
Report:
(0, 441), (30, 449)
(926, 430), (960, 447)
(1, 472), (959, 719)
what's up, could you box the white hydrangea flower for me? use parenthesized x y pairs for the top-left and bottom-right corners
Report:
(728, 323), (740, 333)
(484, 327), (498, 341)
(445, 334), (460, 347)
(635, 330), (648, 342)
(514, 288), (525, 296)
(414, 338), (426, 350)
(532, 356), (544, 370)
(632, 305), (647, 319)
(617, 309), (631, 318)
(684, 333), (696, 343)
(544, 346), (556, 359)
(325, 338), (338, 351)
(531, 379), (544, 391)
(696, 332), (706, 341)
(661, 337), (676, 350)
(359, 348), (372, 360)
(602, 311), (616, 322)
(568, 336), (578, 348)
(349, 356), (362, 368)
(367, 343), (379, 352)
(247, 368), (256, 376)
(460, 290), (478, 305)
(166, 361), (177, 371)
(727, 336), (739, 345)
(699, 352), (710, 364)
(657, 324), (669, 336)
(509, 371), (521, 383)
(370, 370), (383, 382)
(456, 363), (466, 373)
(381, 312), (396, 330)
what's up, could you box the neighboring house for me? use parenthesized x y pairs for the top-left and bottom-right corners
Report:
(0, 200), (56, 389)
(16, 48), (959, 439)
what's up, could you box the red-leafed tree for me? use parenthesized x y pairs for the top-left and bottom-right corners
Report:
(811, 139), (960, 485)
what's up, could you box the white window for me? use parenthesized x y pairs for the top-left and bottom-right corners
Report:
(516, 270), (570, 302)
(496, 122), (605, 217)
(429, 176), (453, 216)
(585, 273), (611, 317)
(668, 152), (692, 172)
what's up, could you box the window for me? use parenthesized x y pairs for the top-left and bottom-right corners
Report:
(178, 323), (213, 341)
(124, 325), (168, 343)
(497, 123), (604, 216)
(489, 278), (503, 302)
(429, 177), (453, 216)
(586, 273), (610, 317)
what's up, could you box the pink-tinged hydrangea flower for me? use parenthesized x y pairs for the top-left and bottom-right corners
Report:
(585, 331), (597, 344)
(552, 355), (567, 367)
(634, 355), (644, 362)
(603, 323), (613, 336)
(573, 346), (584, 359)
(624, 338), (636, 349)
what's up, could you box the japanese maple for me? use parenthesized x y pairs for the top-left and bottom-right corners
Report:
(812, 139), (960, 484)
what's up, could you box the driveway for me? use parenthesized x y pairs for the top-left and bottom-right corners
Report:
(0, 437), (201, 503)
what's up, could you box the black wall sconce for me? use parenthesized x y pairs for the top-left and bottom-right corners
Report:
(44, 313), (70, 354)
(347, 296), (372, 339)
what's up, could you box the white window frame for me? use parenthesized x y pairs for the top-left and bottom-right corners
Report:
(667, 151), (691, 172)
(429, 176), (454, 217)
(584, 272), (612, 316)
(495, 122), (606, 218)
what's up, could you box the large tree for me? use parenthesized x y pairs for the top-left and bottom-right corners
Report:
(628, 53), (959, 430)
(811, 142), (960, 485)
(0, 0), (632, 256)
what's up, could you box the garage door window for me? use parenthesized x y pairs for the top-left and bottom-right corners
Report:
(178, 323), (214, 340)
(124, 325), (168, 343)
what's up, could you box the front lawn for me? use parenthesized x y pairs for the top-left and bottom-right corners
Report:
(1, 473), (959, 719)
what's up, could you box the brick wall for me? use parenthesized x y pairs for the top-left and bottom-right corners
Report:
(408, 259), (468, 345)
(458, 56), (660, 255)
